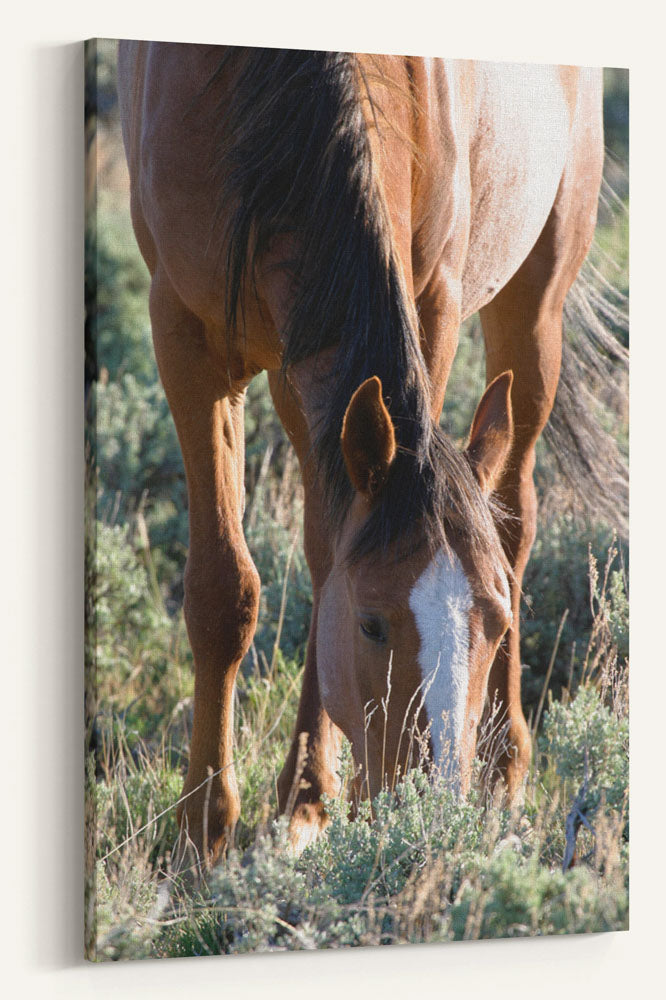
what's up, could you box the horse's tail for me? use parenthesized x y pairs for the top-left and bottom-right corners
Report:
(542, 171), (629, 536)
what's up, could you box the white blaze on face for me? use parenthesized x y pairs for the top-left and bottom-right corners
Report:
(409, 549), (473, 778)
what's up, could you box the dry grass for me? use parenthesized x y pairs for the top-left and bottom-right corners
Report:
(87, 531), (629, 960)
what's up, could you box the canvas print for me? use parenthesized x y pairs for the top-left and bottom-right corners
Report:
(84, 39), (629, 960)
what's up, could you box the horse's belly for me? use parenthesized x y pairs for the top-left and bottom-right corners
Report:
(460, 63), (574, 318)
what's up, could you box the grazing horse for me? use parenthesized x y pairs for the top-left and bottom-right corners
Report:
(117, 44), (603, 867)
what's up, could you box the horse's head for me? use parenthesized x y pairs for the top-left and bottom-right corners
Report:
(316, 372), (515, 800)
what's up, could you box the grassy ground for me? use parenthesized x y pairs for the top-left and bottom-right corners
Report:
(85, 44), (629, 960)
(88, 521), (628, 960)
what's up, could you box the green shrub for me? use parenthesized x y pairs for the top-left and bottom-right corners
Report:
(96, 762), (183, 865)
(244, 481), (311, 663)
(94, 857), (159, 962)
(540, 684), (629, 817)
(448, 847), (627, 939)
(91, 195), (155, 386)
(93, 521), (193, 745)
(96, 375), (188, 595)
(520, 518), (626, 707)
(94, 521), (169, 674)
(308, 768), (484, 905)
(153, 743), (628, 958)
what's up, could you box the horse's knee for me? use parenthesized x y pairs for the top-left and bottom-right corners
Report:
(183, 553), (260, 666)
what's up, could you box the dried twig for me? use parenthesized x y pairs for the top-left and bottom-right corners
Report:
(533, 608), (569, 739)
(562, 749), (595, 872)
(202, 765), (213, 873)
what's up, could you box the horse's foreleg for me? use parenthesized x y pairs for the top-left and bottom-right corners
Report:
(268, 373), (343, 852)
(150, 270), (260, 872)
(276, 597), (343, 852)
(416, 267), (462, 418)
(479, 280), (560, 796)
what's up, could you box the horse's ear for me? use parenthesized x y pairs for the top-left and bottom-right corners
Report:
(466, 371), (514, 494)
(341, 376), (396, 501)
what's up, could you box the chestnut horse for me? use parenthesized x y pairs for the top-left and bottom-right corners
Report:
(117, 45), (603, 868)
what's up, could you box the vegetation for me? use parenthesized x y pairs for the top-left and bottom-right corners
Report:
(90, 538), (628, 959)
(85, 41), (629, 960)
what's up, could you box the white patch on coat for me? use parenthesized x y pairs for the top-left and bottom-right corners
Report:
(409, 549), (473, 778)
(496, 568), (513, 622)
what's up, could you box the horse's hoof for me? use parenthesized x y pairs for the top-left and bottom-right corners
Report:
(169, 821), (233, 888)
(287, 801), (329, 855)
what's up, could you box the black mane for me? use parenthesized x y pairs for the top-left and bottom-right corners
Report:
(206, 47), (503, 568)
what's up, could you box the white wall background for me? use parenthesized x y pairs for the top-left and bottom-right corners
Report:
(3, 1), (664, 995)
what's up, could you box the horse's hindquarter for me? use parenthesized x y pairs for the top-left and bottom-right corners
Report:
(410, 60), (600, 319)
(464, 63), (576, 315)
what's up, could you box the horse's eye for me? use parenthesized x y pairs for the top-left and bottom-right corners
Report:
(359, 615), (387, 644)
